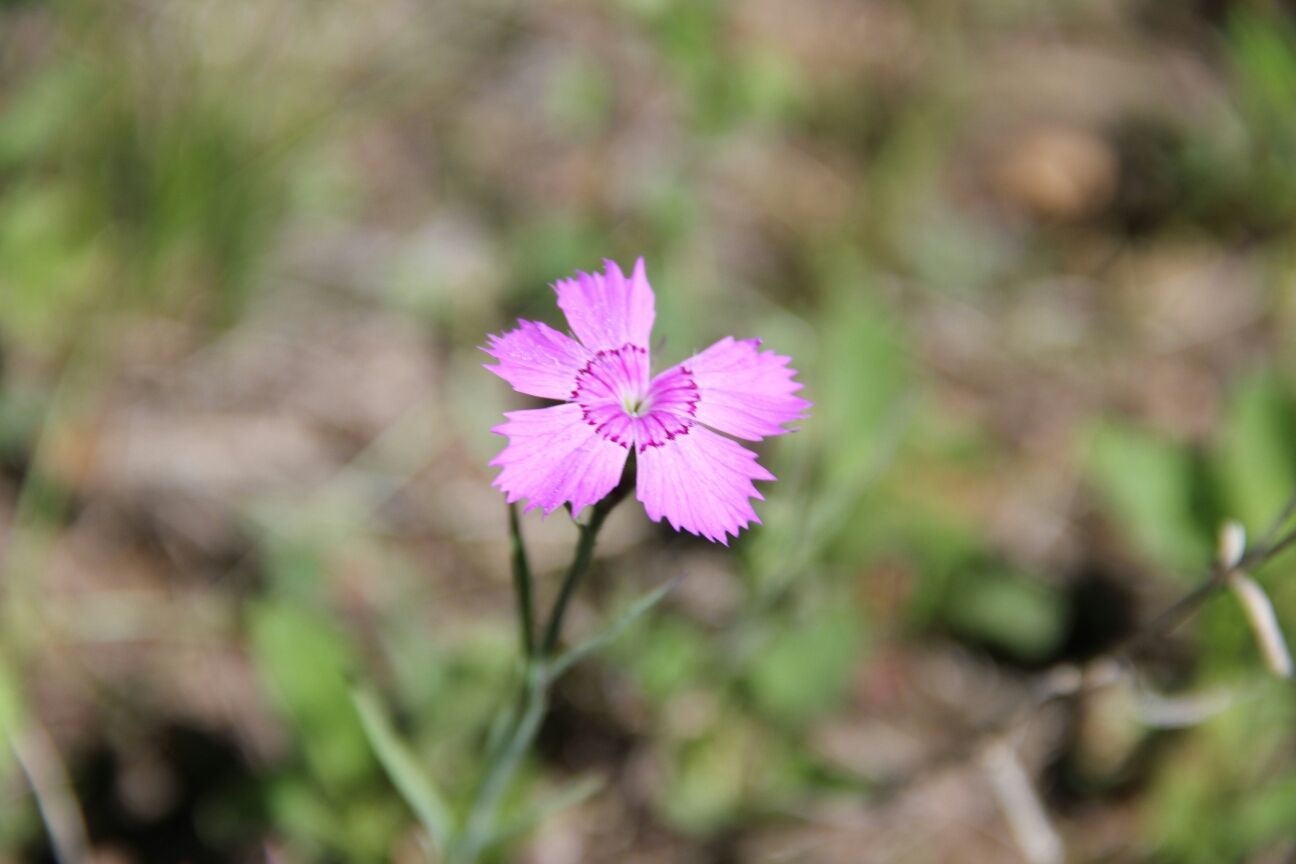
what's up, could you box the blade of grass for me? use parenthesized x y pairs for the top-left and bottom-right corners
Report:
(492, 775), (604, 846)
(549, 577), (679, 680)
(0, 653), (88, 864)
(351, 686), (454, 852)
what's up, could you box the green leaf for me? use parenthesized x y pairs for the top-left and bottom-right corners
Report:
(0, 653), (24, 784)
(1236, 773), (1296, 849)
(550, 577), (678, 680)
(1229, 12), (1296, 125)
(494, 775), (604, 846)
(817, 274), (910, 485)
(658, 714), (754, 834)
(745, 600), (864, 726)
(248, 602), (375, 796)
(622, 618), (710, 704)
(749, 257), (912, 588)
(351, 686), (454, 851)
(943, 569), (1065, 661)
(1088, 421), (1209, 573)
(1217, 371), (1296, 535)
(265, 776), (344, 853)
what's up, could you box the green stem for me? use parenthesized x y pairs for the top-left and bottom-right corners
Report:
(540, 456), (636, 657)
(540, 510), (608, 657)
(508, 504), (535, 657)
(452, 664), (549, 864)
(452, 460), (635, 862)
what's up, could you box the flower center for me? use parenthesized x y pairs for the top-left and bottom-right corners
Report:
(573, 346), (698, 450)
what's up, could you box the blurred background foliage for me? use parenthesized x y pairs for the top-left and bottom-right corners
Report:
(1, 0), (1296, 861)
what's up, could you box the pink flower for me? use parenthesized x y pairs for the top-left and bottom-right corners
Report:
(484, 259), (808, 544)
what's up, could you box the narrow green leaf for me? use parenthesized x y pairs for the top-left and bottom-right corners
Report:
(549, 577), (678, 680)
(745, 600), (866, 725)
(943, 570), (1065, 662)
(351, 686), (454, 852)
(493, 775), (604, 846)
(1088, 421), (1209, 573)
(480, 690), (522, 767)
(0, 653), (24, 782)
(1218, 371), (1296, 535)
(248, 602), (373, 795)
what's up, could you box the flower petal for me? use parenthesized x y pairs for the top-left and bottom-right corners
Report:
(490, 403), (630, 515)
(483, 320), (591, 400)
(668, 337), (809, 441)
(554, 258), (655, 352)
(636, 424), (775, 545)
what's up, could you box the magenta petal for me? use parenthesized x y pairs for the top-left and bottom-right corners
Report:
(490, 403), (630, 515)
(554, 258), (655, 352)
(670, 337), (810, 441)
(483, 320), (591, 400)
(636, 425), (775, 545)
